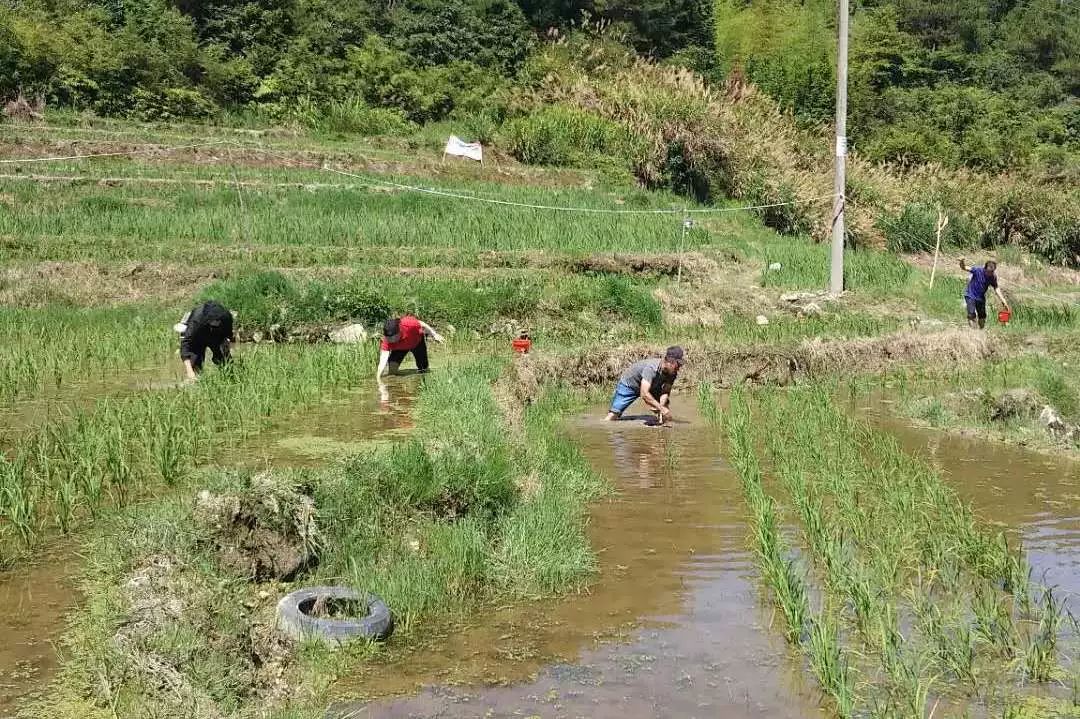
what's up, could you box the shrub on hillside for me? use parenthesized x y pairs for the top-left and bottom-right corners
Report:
(879, 203), (979, 253)
(982, 189), (1080, 267)
(316, 99), (414, 135)
(501, 106), (641, 167)
(131, 88), (217, 121)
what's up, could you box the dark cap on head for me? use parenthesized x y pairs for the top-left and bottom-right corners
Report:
(664, 346), (685, 367)
(383, 318), (401, 338)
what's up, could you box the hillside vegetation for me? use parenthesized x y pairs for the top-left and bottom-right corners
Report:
(715, 0), (1079, 175)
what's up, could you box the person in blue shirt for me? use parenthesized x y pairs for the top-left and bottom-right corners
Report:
(960, 258), (1010, 329)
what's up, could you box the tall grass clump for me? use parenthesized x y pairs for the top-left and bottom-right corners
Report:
(501, 105), (644, 168)
(595, 276), (663, 327)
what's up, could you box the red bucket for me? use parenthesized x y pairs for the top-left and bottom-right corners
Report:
(511, 338), (532, 354)
(998, 309), (1011, 324)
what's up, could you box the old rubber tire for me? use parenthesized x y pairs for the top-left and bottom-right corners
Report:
(276, 586), (393, 646)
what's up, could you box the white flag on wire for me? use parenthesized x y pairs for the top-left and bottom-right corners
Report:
(444, 135), (483, 163)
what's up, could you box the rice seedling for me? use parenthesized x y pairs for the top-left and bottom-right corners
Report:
(808, 611), (857, 719)
(0, 306), (174, 405)
(0, 450), (36, 544)
(734, 383), (1077, 715)
(1023, 587), (1063, 683)
(0, 342), (382, 566)
(696, 381), (722, 427)
(725, 390), (809, 645)
(972, 584), (1018, 658)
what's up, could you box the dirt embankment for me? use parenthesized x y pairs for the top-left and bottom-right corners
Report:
(0, 136), (597, 190)
(497, 328), (1001, 420)
(0, 261), (227, 307)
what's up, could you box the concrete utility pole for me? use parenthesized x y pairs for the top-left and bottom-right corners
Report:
(830, 0), (849, 296)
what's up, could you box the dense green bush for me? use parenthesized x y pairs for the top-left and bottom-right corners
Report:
(501, 106), (641, 167)
(879, 204), (979, 253)
(196, 270), (667, 334)
(981, 189), (1080, 267)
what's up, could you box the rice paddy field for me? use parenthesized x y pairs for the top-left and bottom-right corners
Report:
(1, 117), (1079, 719)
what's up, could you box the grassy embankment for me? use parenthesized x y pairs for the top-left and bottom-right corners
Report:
(41, 362), (604, 718)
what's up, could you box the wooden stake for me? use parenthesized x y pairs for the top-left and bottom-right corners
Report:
(929, 207), (949, 290)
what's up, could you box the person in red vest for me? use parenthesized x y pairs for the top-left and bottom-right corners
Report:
(377, 315), (445, 377)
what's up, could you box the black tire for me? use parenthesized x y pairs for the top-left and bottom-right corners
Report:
(275, 586), (393, 645)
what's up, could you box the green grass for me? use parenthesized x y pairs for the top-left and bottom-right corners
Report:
(716, 384), (1076, 716)
(0, 342), (379, 566)
(40, 362), (605, 717)
(0, 165), (732, 259)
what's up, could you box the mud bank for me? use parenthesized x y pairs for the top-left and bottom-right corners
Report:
(499, 328), (1000, 419)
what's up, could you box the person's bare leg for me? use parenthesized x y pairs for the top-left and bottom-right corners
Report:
(605, 411), (621, 421)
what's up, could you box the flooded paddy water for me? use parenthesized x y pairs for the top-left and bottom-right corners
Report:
(0, 548), (77, 718)
(233, 376), (416, 468)
(337, 396), (1080, 719)
(2, 382), (1079, 718)
(333, 403), (822, 718)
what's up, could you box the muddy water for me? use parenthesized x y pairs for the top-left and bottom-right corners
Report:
(0, 548), (77, 718)
(333, 404), (822, 719)
(861, 396), (1080, 607)
(233, 377), (416, 468)
(0, 357), (183, 447)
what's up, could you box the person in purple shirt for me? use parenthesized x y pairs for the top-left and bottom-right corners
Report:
(960, 258), (1010, 329)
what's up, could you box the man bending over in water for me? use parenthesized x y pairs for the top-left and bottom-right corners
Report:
(606, 346), (685, 425)
(377, 315), (445, 377)
(176, 300), (234, 381)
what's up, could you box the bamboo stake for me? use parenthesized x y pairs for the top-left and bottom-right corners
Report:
(929, 207), (949, 290)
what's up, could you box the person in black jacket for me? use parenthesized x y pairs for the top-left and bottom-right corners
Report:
(176, 300), (234, 380)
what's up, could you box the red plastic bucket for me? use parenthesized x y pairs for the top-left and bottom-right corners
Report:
(511, 338), (532, 354)
(998, 309), (1011, 324)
